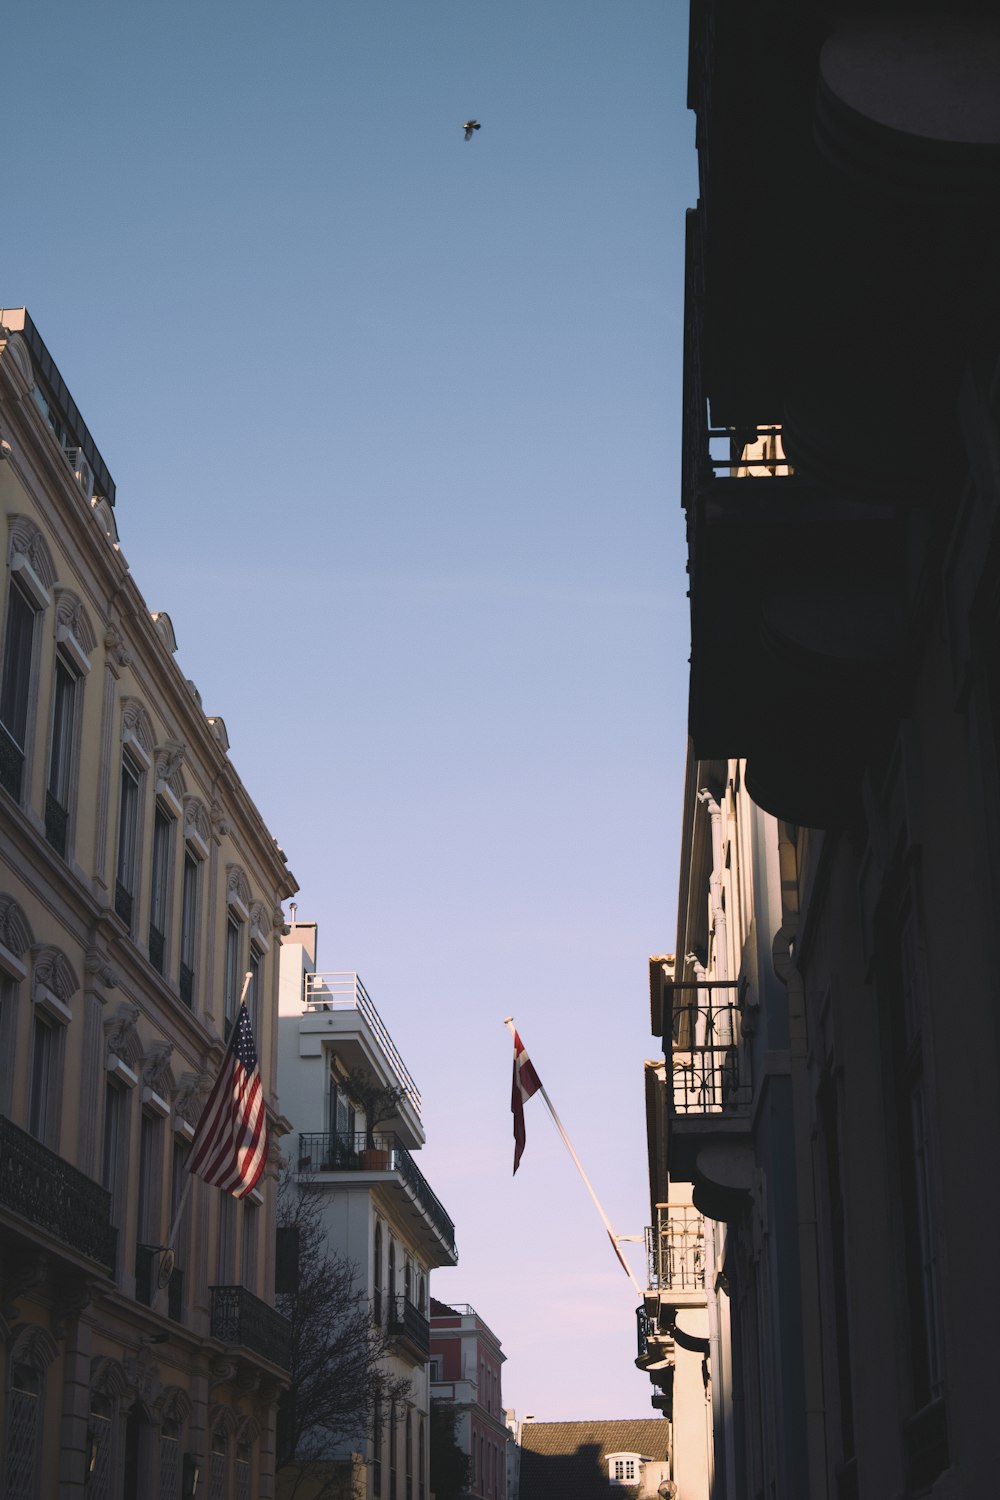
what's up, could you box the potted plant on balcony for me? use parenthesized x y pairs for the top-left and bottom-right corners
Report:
(344, 1067), (406, 1170)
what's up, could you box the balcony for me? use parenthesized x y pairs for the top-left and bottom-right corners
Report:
(387, 1294), (431, 1364)
(303, 972), (421, 1118)
(645, 1205), (705, 1306)
(297, 1131), (457, 1265)
(0, 1114), (116, 1273)
(210, 1285), (291, 1370)
(660, 983), (754, 1220)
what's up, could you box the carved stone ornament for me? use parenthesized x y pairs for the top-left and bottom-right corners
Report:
(209, 1364), (238, 1395)
(173, 1070), (213, 1126)
(91, 1355), (130, 1400)
(120, 697), (155, 759)
(31, 946), (79, 1004)
(104, 1003), (142, 1069)
(0, 895), (33, 961)
(149, 611), (178, 655)
(104, 624), (132, 669)
(55, 590), (97, 656)
(91, 496), (120, 550)
(7, 1323), (59, 1373)
(211, 800), (231, 841)
(84, 947), (119, 990)
(124, 1345), (163, 1409)
(142, 1040), (175, 1096)
(155, 740), (187, 802)
(227, 865), (251, 912)
(4, 331), (34, 385)
(7, 515), (56, 589)
(184, 796), (211, 847)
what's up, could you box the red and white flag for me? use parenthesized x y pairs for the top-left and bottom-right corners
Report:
(511, 1028), (542, 1174)
(188, 1002), (268, 1198)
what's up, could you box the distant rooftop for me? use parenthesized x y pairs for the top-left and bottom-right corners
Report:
(519, 1421), (670, 1500)
(0, 307), (116, 505)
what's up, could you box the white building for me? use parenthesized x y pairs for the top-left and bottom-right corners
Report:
(277, 916), (458, 1500)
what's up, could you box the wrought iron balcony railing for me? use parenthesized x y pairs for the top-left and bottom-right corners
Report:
(671, 995), (751, 1114)
(646, 1205), (706, 1295)
(0, 1114), (117, 1272)
(297, 1131), (456, 1259)
(388, 1294), (431, 1361)
(302, 971), (421, 1116)
(210, 1285), (291, 1369)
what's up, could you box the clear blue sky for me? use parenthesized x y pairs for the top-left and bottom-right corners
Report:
(4, 0), (696, 1419)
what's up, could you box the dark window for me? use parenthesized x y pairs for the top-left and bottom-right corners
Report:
(148, 806), (172, 974)
(45, 653), (77, 855)
(180, 850), (199, 1006)
(373, 1397), (382, 1498)
(115, 752), (142, 928)
(28, 1013), (54, 1143)
(224, 913), (243, 1040)
(0, 579), (36, 798)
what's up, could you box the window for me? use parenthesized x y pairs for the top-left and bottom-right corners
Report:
(45, 653), (78, 855)
(136, 1110), (162, 1306)
(0, 578), (37, 800)
(28, 1013), (55, 1144)
(179, 850), (199, 1008)
(218, 1193), (235, 1283)
(247, 943), (263, 1035)
(102, 1079), (125, 1203)
(4, 1362), (42, 1499)
(209, 1426), (228, 1500)
(390, 1401), (398, 1500)
(158, 1419), (180, 1500)
(406, 1410), (413, 1500)
(242, 1200), (258, 1290)
(373, 1396), (382, 1498)
(418, 1417), (425, 1500)
(235, 1440), (251, 1500)
(610, 1456), (640, 1484)
(88, 1392), (115, 1497)
(115, 752), (142, 930)
(224, 913), (243, 1041)
(374, 1224), (383, 1324)
(148, 806), (173, 975)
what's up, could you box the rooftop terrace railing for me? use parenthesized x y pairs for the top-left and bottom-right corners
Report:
(303, 971), (421, 1116)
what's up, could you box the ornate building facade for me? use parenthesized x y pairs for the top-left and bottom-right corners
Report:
(0, 307), (297, 1498)
(643, 6), (1000, 1499)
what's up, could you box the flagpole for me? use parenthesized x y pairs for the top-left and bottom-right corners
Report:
(505, 1017), (643, 1296)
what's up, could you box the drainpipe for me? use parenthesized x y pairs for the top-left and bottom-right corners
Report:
(772, 825), (829, 1500)
(697, 790), (729, 983)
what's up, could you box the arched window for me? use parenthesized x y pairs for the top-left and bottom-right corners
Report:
(209, 1424), (228, 1500)
(1, 515), (55, 804)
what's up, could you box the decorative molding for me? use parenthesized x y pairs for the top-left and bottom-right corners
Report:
(249, 902), (271, 953)
(91, 496), (120, 550)
(142, 1040), (175, 1097)
(7, 514), (56, 593)
(31, 945), (79, 1004)
(210, 799), (231, 842)
(0, 895), (34, 963)
(4, 331), (34, 386)
(155, 740), (187, 808)
(156, 1386), (193, 1424)
(104, 1002), (142, 1069)
(83, 947), (119, 990)
(103, 625), (131, 670)
(7, 1323), (59, 1371)
(149, 611), (178, 655)
(226, 865), (251, 915)
(121, 697), (155, 763)
(55, 588), (97, 662)
(206, 716), (230, 752)
(173, 1070), (212, 1126)
(91, 1355), (130, 1400)
(184, 795), (211, 855)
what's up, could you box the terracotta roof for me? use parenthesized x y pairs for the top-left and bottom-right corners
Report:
(519, 1420), (669, 1500)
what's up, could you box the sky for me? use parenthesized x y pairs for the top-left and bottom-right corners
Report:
(3, 1), (697, 1420)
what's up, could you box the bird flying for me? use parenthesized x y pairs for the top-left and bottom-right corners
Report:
(463, 120), (481, 142)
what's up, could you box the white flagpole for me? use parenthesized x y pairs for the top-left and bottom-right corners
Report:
(505, 1017), (643, 1296)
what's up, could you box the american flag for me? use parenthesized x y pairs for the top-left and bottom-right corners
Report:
(188, 1002), (268, 1198)
(511, 1027), (542, 1174)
